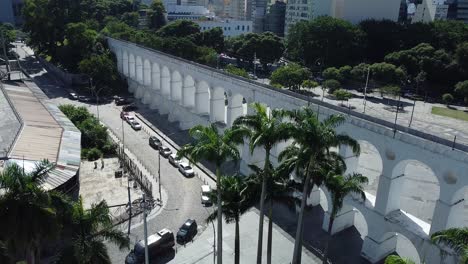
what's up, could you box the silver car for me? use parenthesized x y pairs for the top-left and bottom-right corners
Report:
(178, 162), (194, 177)
(159, 146), (172, 158)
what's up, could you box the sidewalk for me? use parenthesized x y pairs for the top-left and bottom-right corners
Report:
(173, 210), (321, 264)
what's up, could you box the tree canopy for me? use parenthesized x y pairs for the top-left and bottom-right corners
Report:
(270, 63), (310, 90)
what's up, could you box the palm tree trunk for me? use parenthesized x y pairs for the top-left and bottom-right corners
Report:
(292, 173), (312, 264)
(267, 198), (273, 264)
(322, 216), (335, 264)
(216, 167), (223, 264)
(235, 216), (240, 264)
(256, 148), (270, 264)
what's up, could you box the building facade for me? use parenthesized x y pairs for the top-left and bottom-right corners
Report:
(0, 0), (24, 26)
(264, 0), (286, 36)
(166, 5), (213, 21)
(456, 0), (468, 22)
(196, 19), (252, 36)
(252, 0), (268, 32)
(284, 0), (330, 35)
(223, 0), (246, 20)
(412, 0), (450, 22)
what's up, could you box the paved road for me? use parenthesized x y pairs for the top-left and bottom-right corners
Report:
(17, 46), (211, 263)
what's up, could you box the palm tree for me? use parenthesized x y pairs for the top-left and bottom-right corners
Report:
(278, 107), (360, 264)
(207, 175), (257, 264)
(384, 255), (416, 264)
(322, 173), (368, 264)
(178, 124), (245, 264)
(431, 227), (468, 263)
(248, 163), (294, 263)
(233, 102), (294, 264)
(0, 160), (59, 263)
(58, 197), (129, 264)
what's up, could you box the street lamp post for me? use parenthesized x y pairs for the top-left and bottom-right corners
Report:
(88, 77), (104, 123)
(363, 67), (371, 114)
(409, 98), (416, 127)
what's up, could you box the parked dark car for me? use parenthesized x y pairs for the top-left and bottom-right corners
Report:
(125, 228), (175, 264)
(78, 95), (91, 103)
(149, 136), (162, 149)
(123, 103), (138, 111)
(68, 92), (78, 100)
(176, 219), (197, 244)
(116, 97), (132, 106)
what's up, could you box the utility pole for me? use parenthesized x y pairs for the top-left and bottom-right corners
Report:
(409, 98), (416, 127)
(363, 67), (370, 114)
(158, 149), (162, 202)
(127, 180), (132, 235)
(253, 52), (257, 77)
(143, 193), (149, 264)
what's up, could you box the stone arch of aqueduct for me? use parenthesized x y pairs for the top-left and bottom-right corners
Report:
(108, 37), (468, 263)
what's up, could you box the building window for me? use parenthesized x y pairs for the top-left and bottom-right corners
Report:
(242, 25), (245, 30)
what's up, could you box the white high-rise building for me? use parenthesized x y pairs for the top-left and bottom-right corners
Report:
(284, 0), (330, 35)
(224, 0), (246, 19)
(285, 0), (402, 35)
(412, 0), (449, 22)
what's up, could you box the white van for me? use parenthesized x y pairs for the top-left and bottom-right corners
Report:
(201, 185), (212, 206)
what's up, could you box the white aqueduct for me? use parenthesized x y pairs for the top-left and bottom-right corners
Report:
(108, 38), (468, 263)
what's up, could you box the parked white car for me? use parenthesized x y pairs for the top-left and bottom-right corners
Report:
(168, 153), (181, 166)
(201, 185), (212, 206)
(130, 120), (142, 130)
(178, 162), (194, 177)
(159, 146), (172, 158)
(125, 115), (135, 124)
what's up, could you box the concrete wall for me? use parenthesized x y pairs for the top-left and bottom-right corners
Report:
(38, 58), (88, 86)
(332, 0), (402, 23)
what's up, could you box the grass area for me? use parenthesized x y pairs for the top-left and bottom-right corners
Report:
(431, 106), (468, 121)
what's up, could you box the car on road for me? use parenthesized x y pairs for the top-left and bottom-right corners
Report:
(159, 146), (172, 158)
(115, 97), (132, 106)
(120, 111), (130, 120)
(149, 136), (162, 149)
(125, 228), (175, 264)
(123, 103), (138, 111)
(130, 120), (142, 130)
(168, 153), (181, 166)
(178, 162), (194, 177)
(125, 115), (135, 124)
(201, 185), (212, 206)
(176, 219), (197, 244)
(78, 95), (91, 103)
(68, 92), (78, 100)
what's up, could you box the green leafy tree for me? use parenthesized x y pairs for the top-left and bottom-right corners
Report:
(0, 23), (15, 57)
(455, 80), (468, 104)
(270, 63), (310, 90)
(350, 63), (370, 82)
(286, 16), (365, 67)
(455, 42), (468, 69)
(148, 0), (166, 30)
(226, 32), (284, 68)
(78, 51), (121, 92)
(359, 19), (404, 61)
(333, 89), (353, 105)
(323, 79), (341, 94)
(225, 64), (249, 78)
(302, 80), (318, 89)
(199, 27), (224, 53)
(0, 160), (59, 263)
(232, 103), (294, 264)
(370, 62), (406, 85)
(60, 22), (98, 70)
(431, 227), (468, 263)
(156, 20), (200, 38)
(178, 124), (245, 264)
(207, 175), (257, 264)
(322, 173), (368, 264)
(384, 255), (416, 264)
(442, 93), (454, 106)
(121, 12), (140, 27)
(57, 198), (129, 264)
(379, 85), (401, 99)
(323, 67), (342, 81)
(278, 107), (360, 264)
